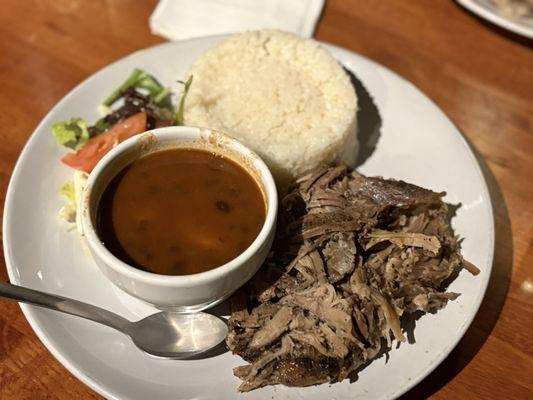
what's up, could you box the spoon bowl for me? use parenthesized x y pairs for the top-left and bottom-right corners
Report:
(127, 312), (228, 358)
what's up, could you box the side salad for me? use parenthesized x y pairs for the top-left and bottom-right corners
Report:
(53, 68), (192, 230)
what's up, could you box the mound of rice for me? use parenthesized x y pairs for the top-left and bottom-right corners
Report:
(184, 30), (358, 186)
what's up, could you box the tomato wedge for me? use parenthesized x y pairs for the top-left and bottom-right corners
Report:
(62, 112), (147, 173)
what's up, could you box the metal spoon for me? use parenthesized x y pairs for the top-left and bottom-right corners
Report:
(0, 281), (228, 359)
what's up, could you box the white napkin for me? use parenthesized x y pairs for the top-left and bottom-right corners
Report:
(149, 0), (325, 40)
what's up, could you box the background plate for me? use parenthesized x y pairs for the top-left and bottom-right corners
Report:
(3, 36), (493, 400)
(456, 0), (533, 38)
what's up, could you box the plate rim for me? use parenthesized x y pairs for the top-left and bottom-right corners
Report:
(2, 35), (495, 400)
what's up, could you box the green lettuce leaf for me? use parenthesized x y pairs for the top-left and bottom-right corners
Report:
(52, 118), (90, 150)
(103, 68), (172, 109)
(59, 181), (75, 202)
(175, 75), (193, 126)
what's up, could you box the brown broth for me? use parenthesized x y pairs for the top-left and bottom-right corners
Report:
(97, 148), (266, 275)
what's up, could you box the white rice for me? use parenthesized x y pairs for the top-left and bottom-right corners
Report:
(184, 30), (358, 186)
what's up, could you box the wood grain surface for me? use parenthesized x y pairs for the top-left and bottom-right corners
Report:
(0, 0), (531, 399)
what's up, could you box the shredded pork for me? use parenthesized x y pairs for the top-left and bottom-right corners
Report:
(227, 165), (480, 391)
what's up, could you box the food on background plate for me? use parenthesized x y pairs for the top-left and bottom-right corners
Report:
(492, 0), (533, 18)
(54, 69), (193, 227)
(97, 148), (266, 275)
(228, 165), (480, 391)
(184, 30), (359, 186)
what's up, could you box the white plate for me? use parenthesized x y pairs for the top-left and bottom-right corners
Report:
(456, 0), (533, 38)
(3, 36), (494, 400)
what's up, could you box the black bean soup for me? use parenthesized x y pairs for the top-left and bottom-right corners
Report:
(97, 148), (266, 275)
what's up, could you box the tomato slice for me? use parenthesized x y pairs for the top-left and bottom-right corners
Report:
(62, 112), (147, 173)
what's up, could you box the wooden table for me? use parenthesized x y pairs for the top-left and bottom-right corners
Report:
(0, 0), (531, 399)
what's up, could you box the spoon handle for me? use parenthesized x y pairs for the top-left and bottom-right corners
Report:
(0, 281), (130, 332)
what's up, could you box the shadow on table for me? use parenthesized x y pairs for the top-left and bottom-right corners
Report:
(398, 141), (513, 399)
